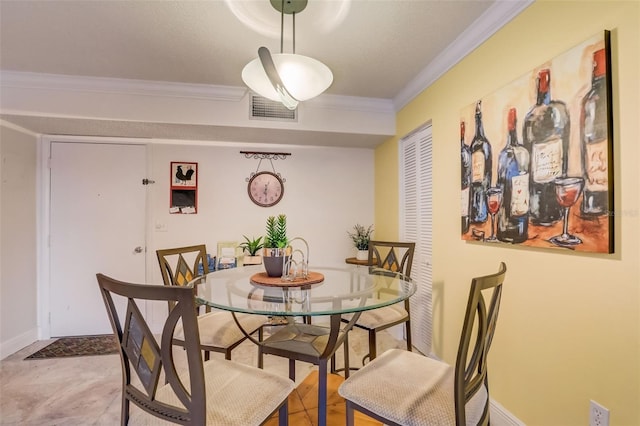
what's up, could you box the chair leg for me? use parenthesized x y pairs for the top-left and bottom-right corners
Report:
(345, 400), (355, 426)
(278, 400), (289, 426)
(258, 327), (264, 368)
(368, 330), (377, 361)
(344, 333), (350, 379)
(288, 359), (296, 381)
(121, 396), (129, 426)
(204, 350), (210, 361)
(225, 349), (232, 360)
(405, 320), (412, 351)
(318, 361), (328, 426)
(343, 338), (349, 372)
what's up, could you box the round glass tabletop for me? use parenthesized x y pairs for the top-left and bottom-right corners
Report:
(190, 265), (415, 317)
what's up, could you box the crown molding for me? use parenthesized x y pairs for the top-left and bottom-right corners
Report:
(306, 93), (395, 114)
(393, 0), (534, 111)
(1, 71), (394, 114)
(0, 71), (248, 101)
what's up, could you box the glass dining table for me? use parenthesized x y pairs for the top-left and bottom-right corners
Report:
(189, 264), (416, 426)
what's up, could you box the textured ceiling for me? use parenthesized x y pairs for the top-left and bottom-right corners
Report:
(0, 0), (530, 146)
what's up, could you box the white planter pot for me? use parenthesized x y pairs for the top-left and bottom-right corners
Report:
(356, 250), (369, 261)
(244, 255), (262, 265)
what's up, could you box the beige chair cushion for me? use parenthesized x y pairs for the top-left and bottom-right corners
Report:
(343, 303), (408, 329)
(129, 358), (294, 425)
(175, 311), (266, 349)
(338, 348), (487, 426)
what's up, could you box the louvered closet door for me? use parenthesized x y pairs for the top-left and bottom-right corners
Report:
(400, 124), (433, 356)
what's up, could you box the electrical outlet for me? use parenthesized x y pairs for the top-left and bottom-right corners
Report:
(589, 400), (610, 426)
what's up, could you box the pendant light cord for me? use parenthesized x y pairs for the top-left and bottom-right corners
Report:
(278, 0), (296, 54)
(280, 0), (284, 53)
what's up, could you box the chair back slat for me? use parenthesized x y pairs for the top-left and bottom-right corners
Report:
(454, 262), (506, 426)
(122, 298), (162, 396)
(368, 240), (415, 278)
(156, 244), (209, 311)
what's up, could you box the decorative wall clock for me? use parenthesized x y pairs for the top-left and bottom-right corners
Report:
(241, 151), (290, 208)
(247, 171), (284, 207)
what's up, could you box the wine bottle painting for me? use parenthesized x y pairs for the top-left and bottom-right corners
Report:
(460, 30), (613, 254)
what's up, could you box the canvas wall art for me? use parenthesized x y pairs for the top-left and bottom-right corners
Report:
(460, 31), (613, 253)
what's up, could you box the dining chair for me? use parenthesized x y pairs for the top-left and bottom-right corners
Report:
(342, 240), (416, 364)
(258, 315), (351, 426)
(96, 273), (294, 426)
(156, 244), (266, 362)
(338, 262), (507, 426)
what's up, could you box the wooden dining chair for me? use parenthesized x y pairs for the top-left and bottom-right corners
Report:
(338, 262), (507, 426)
(96, 273), (294, 426)
(342, 240), (416, 364)
(156, 244), (266, 362)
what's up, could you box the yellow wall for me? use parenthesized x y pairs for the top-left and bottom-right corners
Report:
(373, 138), (400, 240)
(374, 1), (639, 425)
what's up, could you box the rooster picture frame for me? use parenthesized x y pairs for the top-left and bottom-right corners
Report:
(170, 161), (198, 214)
(171, 161), (197, 187)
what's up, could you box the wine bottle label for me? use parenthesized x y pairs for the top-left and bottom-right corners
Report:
(510, 173), (530, 215)
(461, 187), (470, 216)
(585, 138), (608, 191)
(471, 151), (485, 183)
(532, 137), (562, 183)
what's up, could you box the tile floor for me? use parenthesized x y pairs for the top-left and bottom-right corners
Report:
(0, 327), (404, 425)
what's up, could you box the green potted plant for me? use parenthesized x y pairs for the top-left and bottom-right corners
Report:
(348, 224), (374, 260)
(263, 214), (290, 277)
(239, 235), (264, 265)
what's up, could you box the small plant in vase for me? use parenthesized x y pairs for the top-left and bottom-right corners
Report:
(348, 224), (374, 261)
(239, 235), (264, 265)
(263, 214), (290, 277)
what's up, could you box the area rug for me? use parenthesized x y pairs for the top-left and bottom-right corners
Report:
(25, 334), (119, 359)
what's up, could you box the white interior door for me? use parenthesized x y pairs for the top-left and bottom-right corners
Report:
(49, 142), (146, 337)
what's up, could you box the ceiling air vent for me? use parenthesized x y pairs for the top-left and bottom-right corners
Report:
(250, 94), (297, 122)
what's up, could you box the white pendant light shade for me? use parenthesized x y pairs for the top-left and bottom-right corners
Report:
(242, 53), (333, 104)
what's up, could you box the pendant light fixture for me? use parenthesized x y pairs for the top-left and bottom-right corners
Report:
(241, 0), (333, 110)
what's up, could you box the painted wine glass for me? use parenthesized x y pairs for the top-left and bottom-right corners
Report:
(550, 177), (584, 247)
(485, 186), (503, 242)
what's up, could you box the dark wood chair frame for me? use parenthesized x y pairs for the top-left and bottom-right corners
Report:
(343, 240), (416, 363)
(344, 262), (506, 426)
(156, 244), (262, 361)
(96, 273), (289, 426)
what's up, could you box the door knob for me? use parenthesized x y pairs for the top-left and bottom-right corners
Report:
(134, 246), (144, 253)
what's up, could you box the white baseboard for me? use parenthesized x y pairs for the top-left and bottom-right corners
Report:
(491, 398), (526, 426)
(0, 328), (38, 360)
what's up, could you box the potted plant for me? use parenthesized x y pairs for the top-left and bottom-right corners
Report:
(239, 235), (264, 265)
(263, 214), (290, 277)
(348, 224), (374, 260)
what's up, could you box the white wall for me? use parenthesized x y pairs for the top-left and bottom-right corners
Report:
(146, 142), (375, 282)
(0, 132), (375, 356)
(143, 142), (374, 330)
(0, 123), (38, 359)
